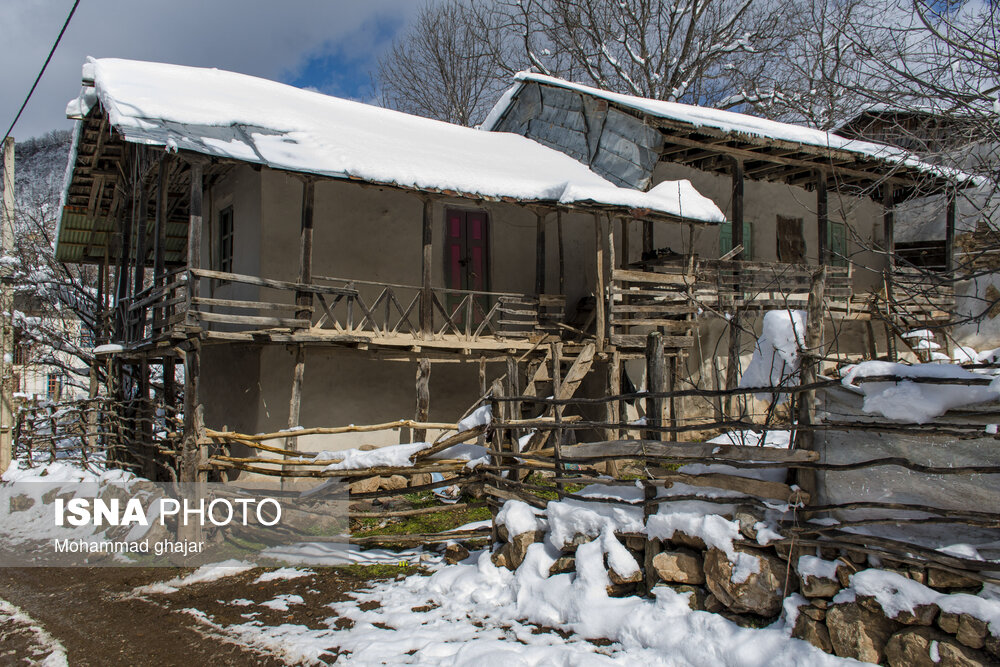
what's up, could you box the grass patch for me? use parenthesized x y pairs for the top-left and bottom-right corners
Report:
(333, 563), (421, 579)
(353, 503), (491, 537)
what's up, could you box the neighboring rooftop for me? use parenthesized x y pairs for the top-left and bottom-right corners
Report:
(484, 72), (977, 196)
(56, 58), (727, 264)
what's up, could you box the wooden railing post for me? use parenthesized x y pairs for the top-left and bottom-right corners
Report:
(295, 178), (315, 323)
(551, 342), (564, 491)
(645, 331), (665, 442)
(594, 213), (607, 353)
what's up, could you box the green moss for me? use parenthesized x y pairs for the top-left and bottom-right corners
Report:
(354, 504), (491, 538)
(332, 563), (421, 579)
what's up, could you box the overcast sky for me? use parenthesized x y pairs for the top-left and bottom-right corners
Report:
(0, 0), (421, 140)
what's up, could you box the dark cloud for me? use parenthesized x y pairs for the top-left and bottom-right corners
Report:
(0, 0), (418, 139)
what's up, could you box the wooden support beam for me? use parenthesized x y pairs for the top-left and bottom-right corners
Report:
(285, 344), (306, 454)
(181, 340), (203, 483)
(731, 158), (744, 261)
(606, 350), (621, 477)
(535, 211), (546, 297)
(945, 192), (956, 274)
(187, 161), (203, 269)
(132, 174), (149, 295)
(296, 178), (315, 322)
(621, 217), (630, 267)
(642, 220), (654, 256)
(594, 213), (606, 353)
(816, 171), (829, 265)
(152, 157), (169, 332)
(420, 198), (434, 338)
(413, 357), (431, 441)
(882, 183), (895, 265)
(114, 204), (132, 340)
(645, 331), (665, 442)
(557, 212), (565, 296)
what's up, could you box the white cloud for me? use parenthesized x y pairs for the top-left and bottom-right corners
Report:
(0, 0), (419, 139)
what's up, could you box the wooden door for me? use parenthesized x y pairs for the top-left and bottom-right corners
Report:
(444, 209), (490, 327)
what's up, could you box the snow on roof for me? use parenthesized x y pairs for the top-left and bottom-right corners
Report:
(66, 58), (725, 224)
(486, 73), (977, 184)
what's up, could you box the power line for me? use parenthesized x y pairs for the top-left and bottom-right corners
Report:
(1, 0), (82, 146)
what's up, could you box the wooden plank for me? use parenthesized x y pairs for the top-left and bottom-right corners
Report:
(649, 468), (808, 503)
(594, 214), (606, 353)
(561, 440), (820, 462)
(189, 268), (358, 296)
(613, 318), (693, 330)
(192, 296), (310, 312)
(611, 334), (693, 348)
(187, 161), (203, 270)
(193, 311), (310, 328)
(612, 269), (692, 285)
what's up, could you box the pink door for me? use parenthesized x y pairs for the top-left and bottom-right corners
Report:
(444, 209), (490, 326)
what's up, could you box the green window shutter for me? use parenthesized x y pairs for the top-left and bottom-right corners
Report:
(719, 221), (732, 256)
(719, 220), (752, 259)
(827, 221), (847, 267)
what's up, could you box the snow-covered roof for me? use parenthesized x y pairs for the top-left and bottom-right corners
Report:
(484, 73), (978, 187)
(65, 58), (725, 224)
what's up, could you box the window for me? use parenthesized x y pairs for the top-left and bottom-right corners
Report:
(827, 221), (848, 267)
(218, 206), (234, 273)
(776, 216), (806, 264)
(719, 220), (753, 260)
(46, 374), (60, 400)
(13, 342), (28, 366)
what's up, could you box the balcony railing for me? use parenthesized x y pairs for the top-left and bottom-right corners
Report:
(123, 269), (564, 348)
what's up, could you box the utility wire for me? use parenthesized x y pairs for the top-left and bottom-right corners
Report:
(1, 0), (82, 147)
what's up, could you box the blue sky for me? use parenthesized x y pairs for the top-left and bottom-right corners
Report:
(0, 0), (420, 139)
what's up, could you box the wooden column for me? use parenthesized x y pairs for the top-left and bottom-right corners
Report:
(285, 344), (306, 453)
(152, 157), (169, 334)
(420, 198), (434, 338)
(731, 158), (744, 260)
(882, 183), (895, 265)
(187, 161), (204, 269)
(816, 172), (828, 265)
(413, 358), (431, 441)
(535, 211), (546, 296)
(131, 176), (150, 342)
(180, 340), (203, 483)
(594, 213), (606, 353)
(114, 207), (133, 340)
(642, 220), (654, 257)
(667, 355), (678, 442)
(557, 212), (566, 295)
(606, 350), (621, 477)
(506, 356), (520, 438)
(296, 178), (315, 322)
(645, 331), (665, 442)
(945, 192), (956, 274)
(139, 358), (154, 479)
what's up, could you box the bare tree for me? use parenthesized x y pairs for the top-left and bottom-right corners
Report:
(377, 0), (506, 126)
(378, 0), (790, 125)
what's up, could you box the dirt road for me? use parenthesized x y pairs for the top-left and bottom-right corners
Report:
(0, 566), (393, 666)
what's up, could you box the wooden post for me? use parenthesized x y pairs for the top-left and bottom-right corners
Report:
(557, 211), (566, 296)
(139, 358), (154, 479)
(152, 157), (169, 334)
(131, 174), (150, 342)
(285, 344), (306, 453)
(607, 216), (616, 343)
(413, 358), (431, 441)
(0, 137), (13, 474)
(180, 340), (203, 483)
(882, 183), (895, 265)
(794, 266), (826, 499)
(594, 213), (607, 353)
(506, 355), (520, 439)
(724, 313), (742, 417)
(645, 331), (665, 442)
(731, 158), (744, 260)
(668, 355), (678, 442)
(642, 220), (654, 257)
(816, 172), (828, 265)
(420, 198), (434, 338)
(606, 350), (621, 477)
(187, 161), (203, 269)
(621, 218), (630, 267)
(945, 192), (956, 274)
(296, 178), (315, 322)
(550, 342), (564, 491)
(115, 205), (133, 340)
(535, 211), (546, 297)
(478, 355), (487, 452)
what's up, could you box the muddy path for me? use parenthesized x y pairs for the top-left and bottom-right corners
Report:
(0, 566), (394, 666)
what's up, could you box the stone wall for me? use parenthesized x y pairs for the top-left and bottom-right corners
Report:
(490, 507), (999, 666)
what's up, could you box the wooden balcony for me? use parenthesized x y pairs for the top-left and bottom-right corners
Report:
(610, 257), (852, 348)
(122, 268), (565, 353)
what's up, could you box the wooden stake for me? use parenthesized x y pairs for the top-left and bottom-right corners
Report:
(795, 266), (826, 499)
(551, 342), (564, 490)
(181, 340), (203, 483)
(413, 357), (431, 441)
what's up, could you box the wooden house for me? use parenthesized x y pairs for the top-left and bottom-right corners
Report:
(53, 60), (974, 480)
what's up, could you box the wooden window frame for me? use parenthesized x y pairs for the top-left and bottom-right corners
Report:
(217, 205), (234, 274)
